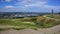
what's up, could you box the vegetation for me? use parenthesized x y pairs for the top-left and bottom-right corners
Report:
(0, 28), (10, 31)
(0, 15), (60, 30)
(36, 16), (60, 28)
(0, 18), (37, 31)
(46, 15), (60, 19)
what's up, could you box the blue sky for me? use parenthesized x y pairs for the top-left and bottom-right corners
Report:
(0, 0), (60, 13)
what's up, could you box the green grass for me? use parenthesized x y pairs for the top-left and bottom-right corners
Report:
(0, 18), (38, 31)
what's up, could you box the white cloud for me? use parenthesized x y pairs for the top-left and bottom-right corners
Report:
(20, 0), (32, 3)
(5, 6), (15, 8)
(24, 2), (46, 7)
(15, 0), (48, 11)
(43, 5), (60, 9)
(16, 0), (47, 5)
(5, 0), (12, 2)
(22, 0), (60, 10)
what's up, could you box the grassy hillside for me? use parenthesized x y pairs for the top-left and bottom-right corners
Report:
(36, 16), (60, 28)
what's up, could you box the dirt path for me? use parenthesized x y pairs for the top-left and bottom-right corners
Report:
(0, 25), (60, 34)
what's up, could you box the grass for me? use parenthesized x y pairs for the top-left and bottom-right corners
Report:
(0, 28), (10, 31)
(36, 15), (60, 28)
(0, 27), (26, 31)
(0, 15), (60, 31)
(0, 18), (38, 31)
(46, 14), (60, 19)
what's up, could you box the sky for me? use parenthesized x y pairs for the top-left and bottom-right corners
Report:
(0, 0), (60, 13)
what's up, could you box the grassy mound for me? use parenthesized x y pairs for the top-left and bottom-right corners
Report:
(36, 16), (60, 28)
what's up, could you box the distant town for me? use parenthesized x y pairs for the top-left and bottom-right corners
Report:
(0, 9), (60, 18)
(0, 12), (49, 18)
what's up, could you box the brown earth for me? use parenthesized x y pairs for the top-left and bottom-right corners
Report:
(0, 25), (60, 34)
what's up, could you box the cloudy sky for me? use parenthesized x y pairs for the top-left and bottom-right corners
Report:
(0, 0), (60, 13)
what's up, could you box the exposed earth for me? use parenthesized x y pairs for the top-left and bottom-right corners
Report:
(0, 25), (60, 34)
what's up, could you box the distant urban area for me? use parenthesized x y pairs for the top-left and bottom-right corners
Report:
(0, 11), (60, 19)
